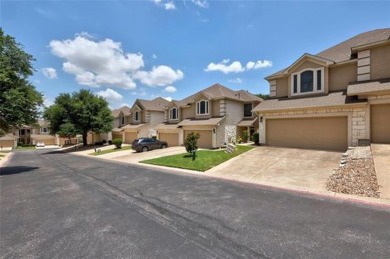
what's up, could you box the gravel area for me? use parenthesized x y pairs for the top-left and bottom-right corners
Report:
(326, 146), (380, 198)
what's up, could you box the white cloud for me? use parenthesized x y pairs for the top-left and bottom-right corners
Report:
(246, 60), (273, 70)
(164, 1), (176, 10)
(43, 97), (54, 107)
(162, 96), (173, 101)
(50, 34), (183, 90)
(192, 0), (209, 8)
(96, 88), (123, 103)
(153, 0), (176, 10)
(164, 85), (177, 93)
(229, 77), (242, 84)
(42, 67), (57, 79)
(135, 65), (184, 87)
(152, 54), (158, 59)
(204, 59), (245, 74)
(205, 59), (272, 74)
(50, 35), (143, 89)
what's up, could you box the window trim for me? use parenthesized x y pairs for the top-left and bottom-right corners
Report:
(291, 67), (324, 96)
(40, 127), (47, 133)
(169, 107), (179, 120)
(120, 116), (125, 125)
(196, 100), (209, 115)
(243, 103), (253, 118)
(134, 111), (140, 122)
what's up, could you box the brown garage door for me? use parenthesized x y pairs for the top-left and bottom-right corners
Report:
(0, 140), (15, 148)
(371, 104), (390, 143)
(43, 138), (56, 145)
(159, 133), (179, 146)
(184, 130), (212, 149)
(124, 132), (137, 144)
(266, 116), (348, 151)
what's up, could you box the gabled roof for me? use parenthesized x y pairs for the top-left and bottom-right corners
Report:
(178, 116), (227, 126)
(253, 91), (366, 112)
(347, 79), (390, 96)
(112, 106), (131, 117)
(176, 83), (262, 106)
(135, 97), (170, 111)
(266, 28), (390, 79)
(0, 134), (17, 140)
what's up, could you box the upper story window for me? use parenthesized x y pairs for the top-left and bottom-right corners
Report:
(40, 127), (47, 133)
(169, 107), (179, 120)
(134, 111), (140, 122)
(291, 68), (324, 96)
(196, 100), (209, 115)
(244, 103), (252, 117)
(120, 116), (125, 125)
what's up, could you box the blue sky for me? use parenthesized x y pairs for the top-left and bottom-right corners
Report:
(1, 0), (389, 109)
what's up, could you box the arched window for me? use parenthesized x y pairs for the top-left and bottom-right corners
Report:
(169, 107), (179, 120)
(291, 68), (324, 96)
(196, 100), (209, 115)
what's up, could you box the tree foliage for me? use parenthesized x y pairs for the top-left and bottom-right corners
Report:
(0, 28), (43, 131)
(184, 132), (200, 153)
(256, 93), (270, 100)
(44, 89), (113, 146)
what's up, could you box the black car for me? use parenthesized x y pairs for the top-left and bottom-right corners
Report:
(131, 138), (168, 152)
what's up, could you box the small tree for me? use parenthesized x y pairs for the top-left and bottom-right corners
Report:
(112, 139), (123, 149)
(242, 130), (249, 143)
(184, 132), (200, 153)
(252, 132), (259, 145)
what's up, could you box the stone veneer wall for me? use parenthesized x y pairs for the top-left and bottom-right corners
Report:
(259, 105), (368, 147)
(224, 100), (244, 144)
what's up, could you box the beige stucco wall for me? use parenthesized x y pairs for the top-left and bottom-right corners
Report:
(289, 60), (324, 74)
(328, 63), (357, 91)
(181, 104), (196, 119)
(370, 44), (390, 80)
(212, 100), (220, 117)
(275, 77), (288, 98)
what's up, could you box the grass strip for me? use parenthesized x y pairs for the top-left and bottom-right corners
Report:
(89, 145), (132, 156)
(141, 145), (254, 171)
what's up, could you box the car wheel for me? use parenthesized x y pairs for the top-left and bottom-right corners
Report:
(161, 144), (167, 149)
(142, 146), (148, 152)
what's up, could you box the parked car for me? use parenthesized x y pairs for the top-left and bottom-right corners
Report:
(132, 138), (168, 152)
(36, 142), (45, 147)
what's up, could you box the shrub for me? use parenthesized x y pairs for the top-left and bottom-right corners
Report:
(112, 139), (123, 149)
(184, 132), (200, 153)
(252, 132), (259, 145)
(242, 130), (249, 143)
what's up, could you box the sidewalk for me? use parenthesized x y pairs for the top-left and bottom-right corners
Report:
(371, 144), (390, 199)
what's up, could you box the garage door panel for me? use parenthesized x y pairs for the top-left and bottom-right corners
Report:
(124, 132), (137, 144)
(159, 133), (179, 146)
(184, 130), (212, 149)
(371, 104), (390, 143)
(266, 117), (347, 151)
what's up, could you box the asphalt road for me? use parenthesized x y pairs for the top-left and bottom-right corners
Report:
(1, 150), (389, 258)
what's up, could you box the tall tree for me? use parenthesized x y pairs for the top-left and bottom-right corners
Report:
(0, 28), (43, 132)
(44, 89), (113, 146)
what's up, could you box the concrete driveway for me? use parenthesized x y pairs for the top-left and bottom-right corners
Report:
(206, 146), (342, 193)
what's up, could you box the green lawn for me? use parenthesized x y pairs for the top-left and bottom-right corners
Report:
(89, 145), (132, 156)
(13, 146), (36, 150)
(141, 145), (254, 171)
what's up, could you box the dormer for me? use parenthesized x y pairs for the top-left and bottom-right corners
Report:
(130, 104), (142, 124)
(165, 101), (181, 123)
(266, 54), (333, 99)
(192, 92), (213, 119)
